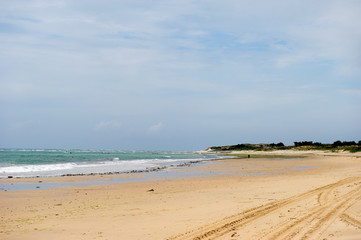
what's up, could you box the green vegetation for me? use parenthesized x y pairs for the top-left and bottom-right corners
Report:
(208, 140), (361, 153)
(208, 143), (288, 151)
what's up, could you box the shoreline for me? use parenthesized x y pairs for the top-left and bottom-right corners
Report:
(1, 151), (361, 239)
(0, 160), (212, 191)
(0, 151), (310, 191)
(0, 150), (222, 179)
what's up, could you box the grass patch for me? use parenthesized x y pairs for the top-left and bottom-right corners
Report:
(349, 146), (361, 153)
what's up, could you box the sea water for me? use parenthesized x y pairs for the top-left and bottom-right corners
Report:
(0, 149), (221, 178)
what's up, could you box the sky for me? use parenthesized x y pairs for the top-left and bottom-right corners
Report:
(0, 0), (360, 151)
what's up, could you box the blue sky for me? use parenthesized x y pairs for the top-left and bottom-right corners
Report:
(1, 0), (360, 150)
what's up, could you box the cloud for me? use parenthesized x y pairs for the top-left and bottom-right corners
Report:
(147, 122), (163, 134)
(8, 121), (31, 131)
(274, 1), (361, 74)
(94, 121), (122, 132)
(0, 0), (360, 150)
(340, 89), (361, 97)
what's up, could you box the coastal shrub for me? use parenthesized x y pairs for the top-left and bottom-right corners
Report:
(313, 142), (323, 146)
(349, 146), (361, 153)
(294, 141), (314, 147)
(270, 142), (284, 147)
(332, 140), (342, 147)
(332, 140), (357, 147)
(343, 141), (357, 146)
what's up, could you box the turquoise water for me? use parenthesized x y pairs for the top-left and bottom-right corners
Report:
(0, 149), (221, 178)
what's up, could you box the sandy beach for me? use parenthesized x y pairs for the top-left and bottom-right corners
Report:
(1, 151), (361, 240)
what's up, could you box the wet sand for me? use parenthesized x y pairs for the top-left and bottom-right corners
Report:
(1, 151), (361, 239)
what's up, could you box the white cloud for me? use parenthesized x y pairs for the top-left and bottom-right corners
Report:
(9, 121), (31, 131)
(340, 89), (361, 97)
(147, 122), (163, 134)
(1, 0), (360, 150)
(276, 0), (361, 73)
(94, 121), (122, 132)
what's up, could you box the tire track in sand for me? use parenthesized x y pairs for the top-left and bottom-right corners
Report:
(166, 177), (361, 240)
(263, 180), (361, 240)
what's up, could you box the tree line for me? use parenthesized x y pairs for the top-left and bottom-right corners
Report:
(209, 140), (361, 152)
(294, 140), (361, 147)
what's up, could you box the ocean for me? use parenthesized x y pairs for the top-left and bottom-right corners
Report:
(0, 149), (222, 178)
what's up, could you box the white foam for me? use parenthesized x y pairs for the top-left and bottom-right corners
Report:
(0, 156), (215, 178)
(0, 163), (76, 173)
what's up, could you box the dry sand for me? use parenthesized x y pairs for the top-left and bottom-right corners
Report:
(1, 151), (361, 240)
